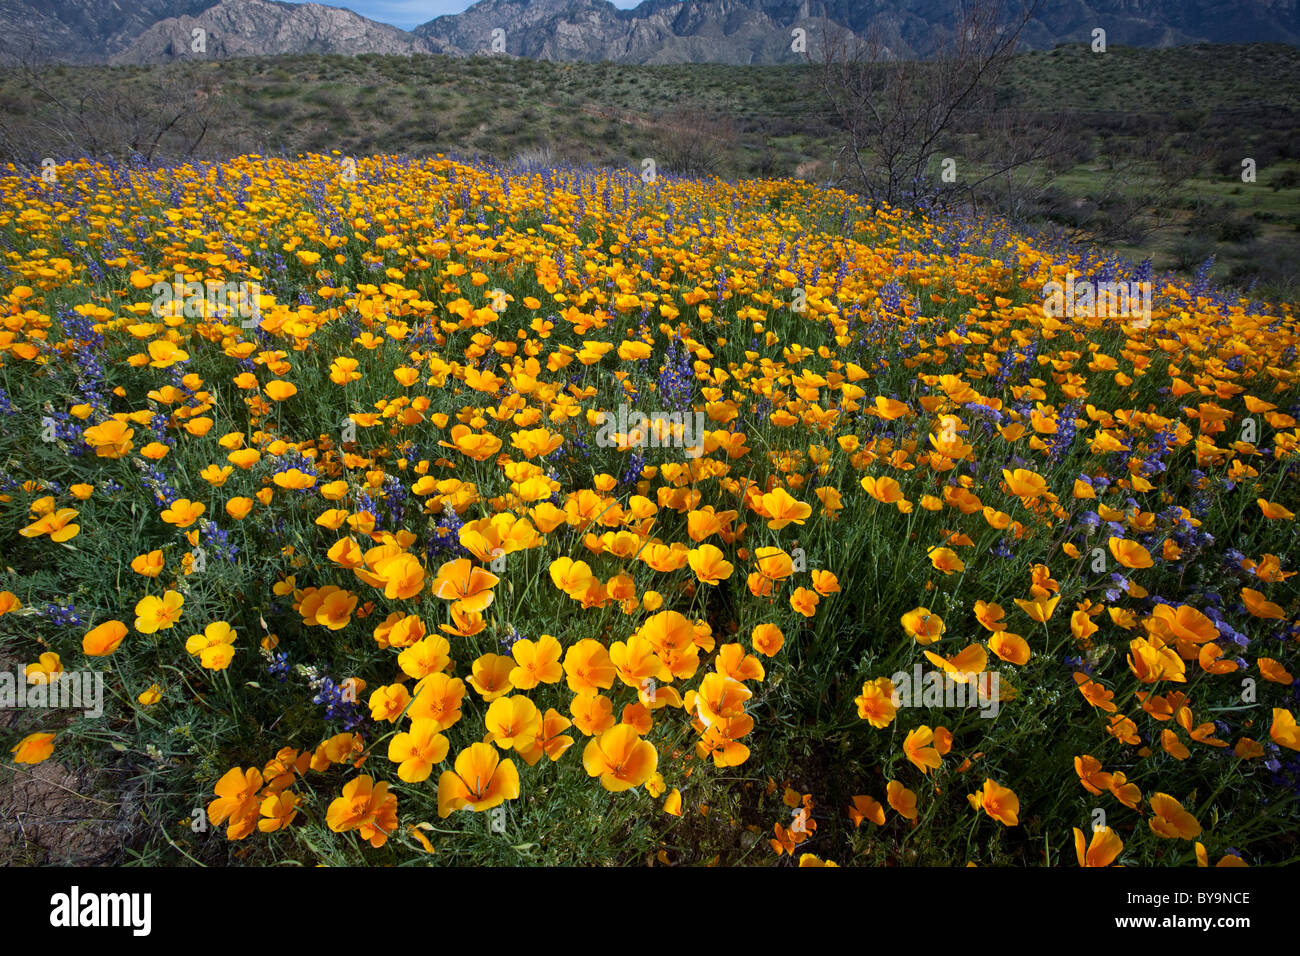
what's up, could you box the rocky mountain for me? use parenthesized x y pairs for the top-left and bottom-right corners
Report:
(0, 0), (215, 62)
(412, 0), (846, 63)
(414, 0), (1300, 63)
(109, 0), (442, 63)
(1, 0), (1297, 65)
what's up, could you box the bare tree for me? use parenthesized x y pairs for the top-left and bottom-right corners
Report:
(811, 0), (1217, 261)
(653, 107), (740, 179)
(1060, 138), (1218, 248)
(0, 48), (228, 165)
(812, 0), (1048, 212)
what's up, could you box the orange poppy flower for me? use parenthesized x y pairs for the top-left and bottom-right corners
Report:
(789, 586), (820, 617)
(758, 487), (812, 529)
(407, 672), (466, 730)
(886, 780), (918, 821)
(848, 794), (885, 827)
(1108, 537), (1154, 569)
(1002, 468), (1047, 499)
(82, 620), (128, 656)
(1148, 793), (1201, 840)
(904, 725), (943, 774)
(467, 653), (515, 701)
(1241, 587), (1284, 620)
(430, 558), (497, 613)
(326, 775), (399, 846)
(387, 720), (450, 782)
(582, 724), (658, 791)
(687, 544), (734, 585)
(751, 622), (785, 656)
(1073, 827), (1123, 866)
(1271, 708), (1300, 751)
(989, 631), (1030, 665)
(160, 498), (204, 528)
(901, 607), (945, 644)
(928, 547), (965, 574)
(976, 779), (1019, 826)
(923, 643), (988, 683)
(1015, 594), (1060, 623)
(208, 766), (263, 840)
(1256, 498), (1295, 520)
(10, 731), (55, 765)
(437, 743), (520, 817)
(855, 677), (897, 728)
(508, 634), (563, 689)
(562, 639), (616, 694)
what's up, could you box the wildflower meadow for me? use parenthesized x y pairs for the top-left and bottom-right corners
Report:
(1, 151), (1297, 871)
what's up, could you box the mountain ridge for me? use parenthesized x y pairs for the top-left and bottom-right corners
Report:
(0, 0), (1296, 65)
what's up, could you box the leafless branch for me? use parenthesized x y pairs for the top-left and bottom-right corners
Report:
(811, 0), (1044, 212)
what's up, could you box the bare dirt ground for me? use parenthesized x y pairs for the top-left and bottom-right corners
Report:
(0, 760), (128, 864)
(0, 647), (136, 865)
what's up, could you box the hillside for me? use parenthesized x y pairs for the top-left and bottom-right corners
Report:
(2, 44), (1297, 295)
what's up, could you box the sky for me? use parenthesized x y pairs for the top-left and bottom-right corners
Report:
(301, 0), (645, 32)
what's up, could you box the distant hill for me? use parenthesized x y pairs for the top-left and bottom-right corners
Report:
(416, 0), (1300, 64)
(1, 0), (1298, 64)
(0, 0), (215, 62)
(110, 0), (447, 64)
(0, 0), (449, 62)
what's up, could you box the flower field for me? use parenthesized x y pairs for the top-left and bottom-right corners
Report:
(1, 152), (1298, 866)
